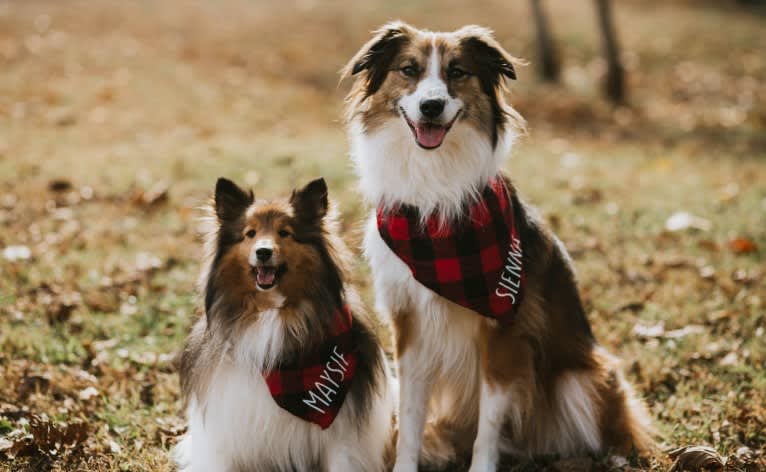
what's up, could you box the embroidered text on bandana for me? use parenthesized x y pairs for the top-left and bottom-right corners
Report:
(263, 305), (357, 429)
(377, 176), (524, 323)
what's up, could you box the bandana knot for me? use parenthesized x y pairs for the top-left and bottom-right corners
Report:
(262, 305), (357, 429)
(377, 176), (525, 323)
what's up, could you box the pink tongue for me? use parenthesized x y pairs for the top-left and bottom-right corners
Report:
(256, 268), (276, 286)
(415, 124), (448, 148)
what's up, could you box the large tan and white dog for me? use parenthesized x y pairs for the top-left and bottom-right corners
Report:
(343, 22), (653, 471)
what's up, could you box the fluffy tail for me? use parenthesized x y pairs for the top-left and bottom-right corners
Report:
(596, 348), (657, 455)
(615, 371), (656, 454)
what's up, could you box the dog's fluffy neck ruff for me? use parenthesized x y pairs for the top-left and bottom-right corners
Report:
(350, 118), (516, 224)
(230, 299), (316, 372)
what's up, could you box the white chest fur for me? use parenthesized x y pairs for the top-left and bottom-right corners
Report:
(363, 214), (483, 418)
(178, 359), (325, 471)
(174, 306), (395, 472)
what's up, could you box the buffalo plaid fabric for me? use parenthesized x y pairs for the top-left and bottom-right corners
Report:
(377, 176), (524, 323)
(263, 305), (357, 430)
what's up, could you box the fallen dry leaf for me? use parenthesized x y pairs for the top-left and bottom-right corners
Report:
(728, 238), (757, 254)
(697, 239), (720, 252)
(16, 374), (51, 401)
(140, 382), (155, 406)
(6, 415), (90, 459)
(131, 181), (168, 208)
(78, 386), (99, 401)
(699, 265), (716, 279)
(633, 322), (665, 338)
(665, 325), (706, 339)
(108, 440), (121, 454)
(83, 290), (120, 313)
(2, 245), (31, 261)
(46, 292), (82, 324)
(0, 437), (12, 453)
(48, 178), (73, 192)
(29, 415), (89, 450)
(665, 212), (712, 232)
(669, 445), (725, 472)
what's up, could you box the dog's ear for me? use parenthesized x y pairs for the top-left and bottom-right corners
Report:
(458, 25), (520, 92)
(290, 177), (328, 225)
(342, 21), (411, 97)
(214, 177), (253, 222)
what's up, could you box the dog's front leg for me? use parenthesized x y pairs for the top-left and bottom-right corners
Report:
(393, 348), (433, 472)
(470, 331), (533, 471)
(468, 378), (513, 472)
(326, 445), (382, 472)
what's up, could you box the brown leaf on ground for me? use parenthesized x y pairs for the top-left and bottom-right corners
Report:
(697, 239), (720, 252)
(29, 415), (89, 450)
(669, 445), (725, 472)
(46, 293), (82, 324)
(140, 382), (155, 406)
(3, 416), (89, 460)
(83, 290), (120, 313)
(154, 417), (187, 448)
(48, 179), (73, 192)
(728, 238), (757, 254)
(131, 181), (169, 208)
(5, 436), (37, 460)
(16, 374), (51, 401)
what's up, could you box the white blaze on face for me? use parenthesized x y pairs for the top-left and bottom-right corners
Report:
(249, 238), (274, 266)
(251, 238), (279, 290)
(398, 36), (464, 149)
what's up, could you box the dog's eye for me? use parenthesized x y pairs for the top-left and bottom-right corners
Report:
(246, 229), (256, 238)
(400, 65), (418, 78)
(278, 229), (291, 238)
(447, 67), (467, 79)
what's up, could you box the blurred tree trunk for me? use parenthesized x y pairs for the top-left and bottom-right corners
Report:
(594, 0), (625, 103)
(530, 0), (560, 82)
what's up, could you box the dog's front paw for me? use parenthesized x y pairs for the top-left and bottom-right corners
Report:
(467, 456), (498, 472)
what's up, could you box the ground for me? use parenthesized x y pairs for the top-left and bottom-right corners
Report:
(0, 0), (764, 470)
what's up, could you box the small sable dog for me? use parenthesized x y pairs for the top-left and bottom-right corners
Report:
(173, 177), (395, 471)
(343, 22), (654, 471)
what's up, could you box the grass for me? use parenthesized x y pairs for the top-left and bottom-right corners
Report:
(1, 0), (764, 470)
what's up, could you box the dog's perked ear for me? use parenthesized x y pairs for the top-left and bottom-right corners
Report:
(458, 25), (519, 94)
(214, 177), (253, 222)
(290, 177), (328, 225)
(342, 21), (411, 97)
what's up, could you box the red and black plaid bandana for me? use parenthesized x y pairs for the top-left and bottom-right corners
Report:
(262, 305), (357, 430)
(377, 176), (524, 323)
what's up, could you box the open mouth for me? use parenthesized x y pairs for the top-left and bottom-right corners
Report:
(401, 107), (461, 150)
(253, 264), (287, 291)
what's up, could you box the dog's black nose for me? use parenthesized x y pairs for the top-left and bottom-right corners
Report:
(255, 248), (273, 262)
(420, 98), (445, 119)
